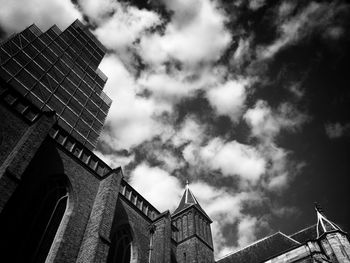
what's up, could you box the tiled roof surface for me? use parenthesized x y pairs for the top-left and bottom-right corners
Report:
(217, 232), (300, 263)
(290, 225), (317, 243)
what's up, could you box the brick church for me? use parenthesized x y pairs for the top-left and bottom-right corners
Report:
(0, 20), (349, 263)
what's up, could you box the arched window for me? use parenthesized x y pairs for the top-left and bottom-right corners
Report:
(108, 225), (134, 263)
(0, 174), (69, 263)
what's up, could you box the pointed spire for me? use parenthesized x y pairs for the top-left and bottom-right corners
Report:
(173, 181), (211, 221)
(315, 203), (342, 238)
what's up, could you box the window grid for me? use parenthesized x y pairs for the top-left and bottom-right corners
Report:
(0, 20), (110, 149)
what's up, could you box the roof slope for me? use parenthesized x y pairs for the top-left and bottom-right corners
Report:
(217, 232), (300, 263)
(172, 183), (211, 221)
(290, 225), (317, 243)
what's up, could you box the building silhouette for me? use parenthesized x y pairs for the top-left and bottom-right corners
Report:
(0, 20), (349, 263)
(0, 20), (111, 149)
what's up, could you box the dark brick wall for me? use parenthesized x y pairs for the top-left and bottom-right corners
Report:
(20, 139), (102, 263)
(0, 103), (28, 167)
(151, 212), (172, 263)
(176, 238), (214, 263)
(76, 168), (123, 263)
(0, 102), (56, 213)
(109, 196), (153, 262)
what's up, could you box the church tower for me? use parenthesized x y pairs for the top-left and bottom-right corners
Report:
(172, 182), (214, 263)
(315, 204), (350, 262)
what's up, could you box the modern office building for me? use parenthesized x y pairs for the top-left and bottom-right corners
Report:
(0, 19), (111, 149)
(0, 21), (349, 263)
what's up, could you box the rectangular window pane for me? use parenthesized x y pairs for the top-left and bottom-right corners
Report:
(86, 100), (99, 116)
(79, 81), (92, 97)
(67, 97), (82, 115)
(2, 41), (18, 56)
(91, 92), (102, 107)
(50, 42), (63, 57)
(42, 48), (58, 63)
(74, 88), (88, 106)
(75, 119), (90, 137)
(40, 33), (51, 45)
(61, 107), (78, 126)
(16, 69), (37, 89)
(56, 37), (68, 50)
(48, 66), (65, 83)
(35, 53), (51, 69)
(46, 28), (59, 40)
(31, 83), (51, 102)
(61, 53), (74, 68)
(26, 61), (44, 80)
(91, 119), (102, 132)
(66, 46), (77, 60)
(87, 130), (98, 142)
(32, 38), (45, 51)
(48, 95), (64, 114)
(14, 51), (31, 66)
(4, 59), (22, 75)
(68, 70), (80, 86)
(55, 86), (70, 104)
(84, 73), (94, 88)
(81, 109), (94, 126)
(24, 44), (39, 58)
(0, 48), (11, 65)
(61, 78), (76, 94)
(55, 60), (70, 75)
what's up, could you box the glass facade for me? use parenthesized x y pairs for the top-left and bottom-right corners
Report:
(0, 20), (111, 150)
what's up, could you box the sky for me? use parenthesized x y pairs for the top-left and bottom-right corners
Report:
(1, 0), (349, 259)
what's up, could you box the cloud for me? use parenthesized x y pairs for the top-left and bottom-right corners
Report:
(206, 78), (250, 122)
(248, 0), (266, 11)
(184, 138), (266, 183)
(171, 116), (207, 146)
(257, 1), (349, 59)
(231, 37), (254, 69)
(236, 216), (258, 247)
(98, 54), (171, 150)
(139, 0), (231, 65)
(0, 0), (81, 34)
(325, 122), (350, 139)
(244, 100), (308, 143)
(93, 3), (161, 51)
(130, 163), (182, 211)
(243, 100), (308, 191)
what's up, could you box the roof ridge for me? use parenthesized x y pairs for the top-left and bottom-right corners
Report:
(278, 231), (301, 244)
(217, 232), (283, 261)
(289, 224), (316, 237)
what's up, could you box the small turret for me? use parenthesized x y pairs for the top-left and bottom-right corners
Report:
(172, 181), (214, 263)
(314, 203), (350, 262)
(315, 203), (343, 238)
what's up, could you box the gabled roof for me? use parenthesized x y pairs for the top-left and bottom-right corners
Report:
(172, 182), (211, 221)
(217, 232), (300, 263)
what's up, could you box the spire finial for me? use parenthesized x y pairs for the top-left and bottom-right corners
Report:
(185, 180), (189, 189)
(314, 202), (323, 214)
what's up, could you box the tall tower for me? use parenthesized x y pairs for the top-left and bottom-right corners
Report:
(0, 20), (111, 150)
(172, 182), (214, 263)
(315, 204), (350, 262)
